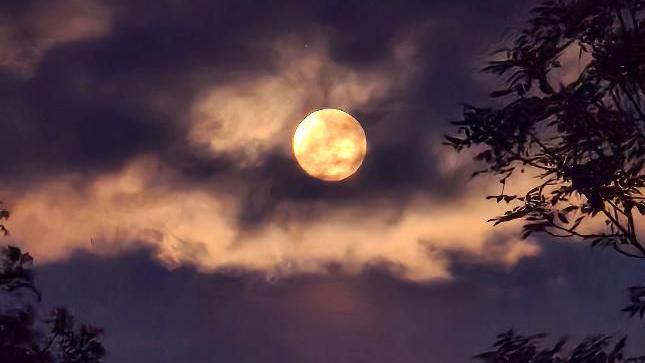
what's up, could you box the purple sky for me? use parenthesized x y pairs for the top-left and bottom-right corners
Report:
(1, 0), (643, 361)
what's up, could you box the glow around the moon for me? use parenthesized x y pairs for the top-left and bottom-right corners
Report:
(292, 109), (367, 181)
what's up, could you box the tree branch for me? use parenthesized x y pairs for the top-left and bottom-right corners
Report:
(602, 204), (645, 254)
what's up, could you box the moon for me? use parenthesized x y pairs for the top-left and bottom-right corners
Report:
(292, 109), (367, 182)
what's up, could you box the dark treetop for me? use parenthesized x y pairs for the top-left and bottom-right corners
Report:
(447, 0), (645, 361)
(0, 204), (105, 363)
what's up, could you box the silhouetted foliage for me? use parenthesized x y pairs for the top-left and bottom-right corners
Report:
(446, 0), (645, 258)
(476, 331), (645, 363)
(0, 217), (105, 363)
(0, 204), (9, 236)
(622, 285), (645, 318)
(1, 246), (38, 300)
(447, 1), (645, 361)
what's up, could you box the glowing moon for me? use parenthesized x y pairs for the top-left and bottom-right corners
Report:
(292, 109), (367, 181)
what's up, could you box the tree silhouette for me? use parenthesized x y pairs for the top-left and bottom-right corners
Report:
(476, 331), (645, 363)
(0, 207), (105, 362)
(446, 0), (645, 361)
(446, 0), (645, 258)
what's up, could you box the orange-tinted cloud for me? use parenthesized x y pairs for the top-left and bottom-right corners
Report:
(1, 20), (546, 282)
(5, 154), (540, 282)
(188, 39), (412, 167)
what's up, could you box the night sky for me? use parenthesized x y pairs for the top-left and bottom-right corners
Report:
(1, 1), (644, 362)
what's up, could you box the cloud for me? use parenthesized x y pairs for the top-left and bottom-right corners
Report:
(4, 155), (540, 282)
(0, 0), (112, 77)
(0, 0), (546, 282)
(188, 39), (405, 167)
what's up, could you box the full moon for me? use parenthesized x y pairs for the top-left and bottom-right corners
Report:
(292, 109), (367, 182)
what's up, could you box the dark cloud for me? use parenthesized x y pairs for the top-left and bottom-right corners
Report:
(0, 49), (173, 181)
(0, 0), (529, 193)
(5, 2), (639, 362)
(233, 132), (462, 227)
(0, 0), (548, 285)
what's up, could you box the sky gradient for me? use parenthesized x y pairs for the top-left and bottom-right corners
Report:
(1, 0), (642, 362)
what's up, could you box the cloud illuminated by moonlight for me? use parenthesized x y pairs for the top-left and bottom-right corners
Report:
(4, 155), (541, 282)
(2, 33), (544, 282)
(188, 38), (413, 166)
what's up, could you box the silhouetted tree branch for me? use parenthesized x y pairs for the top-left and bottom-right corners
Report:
(476, 330), (645, 363)
(448, 1), (645, 361)
(0, 208), (105, 362)
(447, 0), (645, 258)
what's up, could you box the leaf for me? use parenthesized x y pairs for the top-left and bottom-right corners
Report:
(637, 203), (645, 216)
(557, 213), (569, 224)
(444, 135), (465, 146)
(7, 246), (21, 262)
(490, 89), (515, 98)
(571, 216), (585, 230)
(562, 205), (579, 213)
(591, 238), (606, 247)
(20, 253), (34, 265)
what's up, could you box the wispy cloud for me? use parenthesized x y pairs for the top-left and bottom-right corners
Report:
(0, 0), (544, 282)
(5, 154), (539, 281)
(0, 0), (112, 77)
